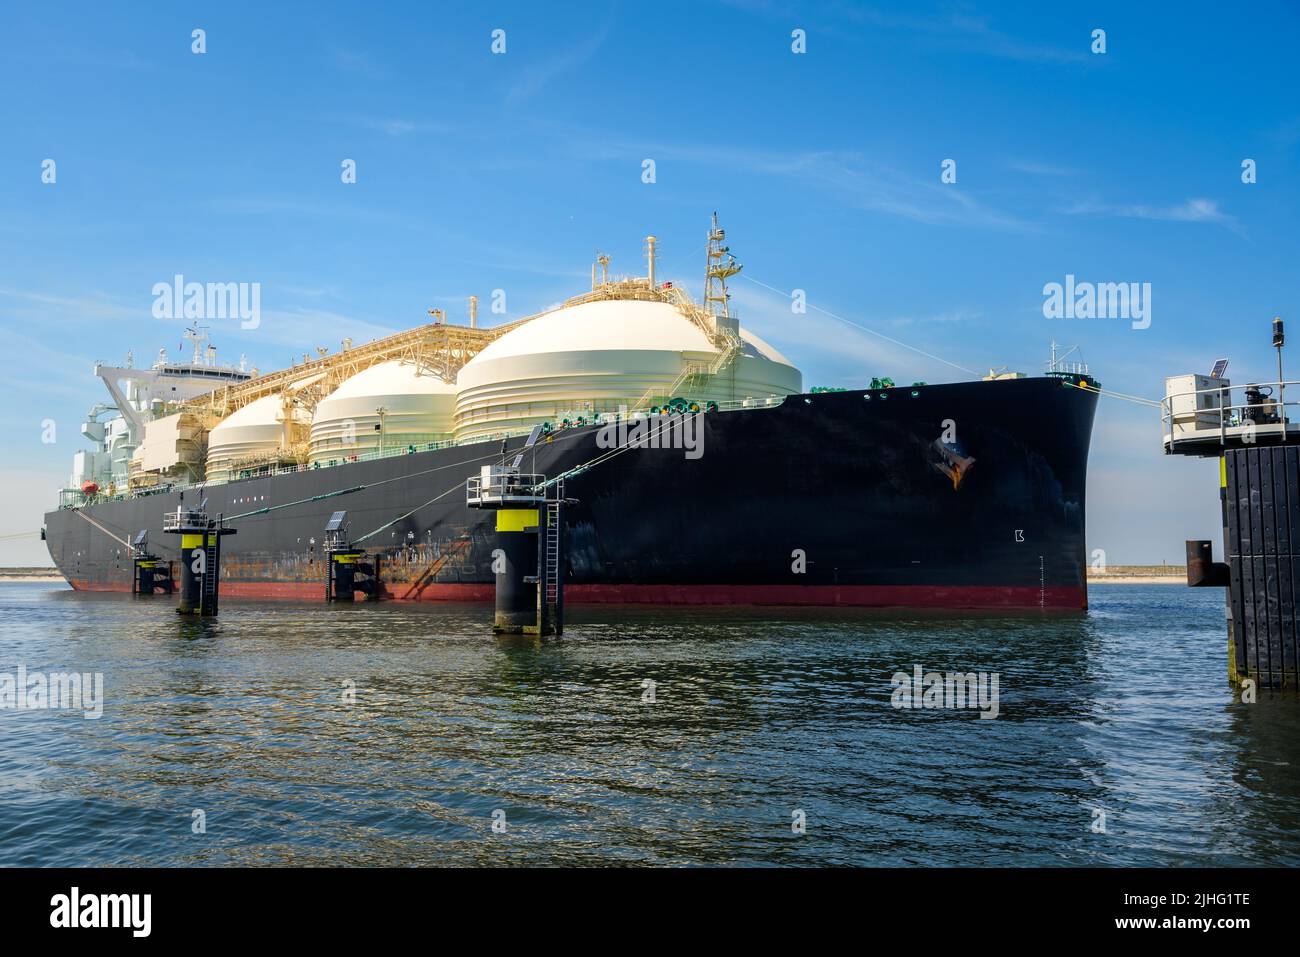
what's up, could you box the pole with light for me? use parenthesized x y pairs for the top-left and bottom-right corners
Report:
(1274, 316), (1286, 441)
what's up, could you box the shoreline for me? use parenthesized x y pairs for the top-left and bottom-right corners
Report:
(1088, 576), (1184, 584)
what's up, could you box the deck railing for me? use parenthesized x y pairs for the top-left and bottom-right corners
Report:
(1162, 377), (1299, 451)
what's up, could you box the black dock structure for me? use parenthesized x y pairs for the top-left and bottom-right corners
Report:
(465, 429), (568, 635)
(322, 510), (381, 602)
(161, 502), (235, 616)
(129, 530), (174, 595)
(1223, 446), (1300, 688)
(1164, 322), (1300, 690)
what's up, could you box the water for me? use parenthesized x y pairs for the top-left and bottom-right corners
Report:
(1, 581), (1297, 866)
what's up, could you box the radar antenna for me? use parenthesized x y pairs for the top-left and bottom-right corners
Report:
(591, 252), (611, 290)
(182, 324), (211, 365)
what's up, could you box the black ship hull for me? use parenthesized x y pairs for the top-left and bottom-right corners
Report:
(44, 376), (1098, 609)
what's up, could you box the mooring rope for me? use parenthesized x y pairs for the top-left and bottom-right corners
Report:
(741, 273), (982, 376)
(50, 427), (601, 563)
(352, 479), (469, 544)
(1063, 379), (1163, 409)
(69, 508), (135, 553)
(350, 422), (642, 541)
(535, 415), (692, 491)
(351, 417), (687, 539)
(225, 485), (368, 522)
(228, 425), (605, 538)
(225, 446), (532, 522)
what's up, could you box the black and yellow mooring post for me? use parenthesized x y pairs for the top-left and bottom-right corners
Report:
(129, 528), (174, 595)
(131, 557), (174, 595)
(496, 505), (539, 632)
(323, 510), (381, 601)
(466, 451), (567, 636)
(326, 549), (382, 601)
(162, 505), (235, 616)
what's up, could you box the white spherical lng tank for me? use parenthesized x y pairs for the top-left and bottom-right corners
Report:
(205, 394), (309, 481)
(454, 298), (801, 442)
(309, 359), (457, 464)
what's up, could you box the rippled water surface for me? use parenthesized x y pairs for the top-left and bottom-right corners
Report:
(1, 581), (1297, 866)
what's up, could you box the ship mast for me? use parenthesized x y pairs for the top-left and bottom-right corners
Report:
(1047, 340), (1088, 375)
(183, 324), (212, 365)
(591, 252), (611, 291)
(704, 212), (741, 319)
(643, 235), (658, 289)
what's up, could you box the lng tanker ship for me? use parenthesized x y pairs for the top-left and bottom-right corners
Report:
(43, 218), (1100, 610)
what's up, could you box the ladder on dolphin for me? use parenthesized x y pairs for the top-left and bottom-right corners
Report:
(536, 478), (565, 635)
(199, 538), (221, 614)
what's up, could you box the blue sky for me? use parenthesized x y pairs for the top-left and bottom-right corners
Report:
(1, 1), (1298, 565)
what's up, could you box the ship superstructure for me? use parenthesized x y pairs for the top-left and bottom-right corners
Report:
(67, 326), (254, 503)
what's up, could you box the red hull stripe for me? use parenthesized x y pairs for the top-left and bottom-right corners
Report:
(68, 579), (1086, 610)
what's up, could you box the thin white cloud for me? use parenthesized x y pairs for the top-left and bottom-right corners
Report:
(197, 197), (412, 226)
(1265, 115), (1300, 146)
(248, 306), (399, 354)
(576, 138), (1032, 230)
(281, 285), (343, 299)
(0, 285), (403, 379)
(0, 287), (141, 324)
(334, 49), (384, 79)
(886, 309), (981, 327)
(926, 309), (983, 324)
(940, 12), (1089, 64)
(1007, 159), (1078, 177)
(0, 324), (104, 401)
(1062, 197), (1239, 230)
(724, 3), (1089, 64)
(728, 283), (979, 387)
(353, 116), (447, 137)
(9, 44), (154, 72)
(505, 23), (611, 107)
